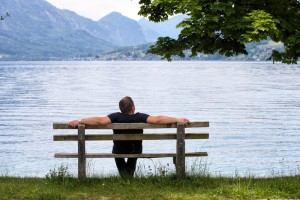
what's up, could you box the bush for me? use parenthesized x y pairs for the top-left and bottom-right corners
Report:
(45, 165), (72, 184)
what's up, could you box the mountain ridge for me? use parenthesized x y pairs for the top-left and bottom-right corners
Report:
(97, 12), (147, 46)
(0, 0), (114, 59)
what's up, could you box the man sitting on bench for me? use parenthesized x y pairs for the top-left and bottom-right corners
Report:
(69, 96), (189, 177)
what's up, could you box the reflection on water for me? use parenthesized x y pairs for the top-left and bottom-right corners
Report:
(0, 61), (299, 177)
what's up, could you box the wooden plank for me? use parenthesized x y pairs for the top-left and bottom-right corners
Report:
(176, 123), (185, 178)
(54, 152), (208, 158)
(78, 124), (86, 180)
(53, 121), (209, 129)
(187, 121), (209, 128)
(53, 133), (209, 141)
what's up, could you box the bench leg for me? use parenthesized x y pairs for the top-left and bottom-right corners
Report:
(176, 123), (185, 178)
(78, 124), (86, 180)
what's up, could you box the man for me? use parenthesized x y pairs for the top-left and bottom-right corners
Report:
(69, 96), (189, 177)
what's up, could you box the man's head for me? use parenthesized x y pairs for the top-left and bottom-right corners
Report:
(119, 96), (135, 114)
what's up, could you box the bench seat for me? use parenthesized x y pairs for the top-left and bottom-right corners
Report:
(55, 152), (208, 158)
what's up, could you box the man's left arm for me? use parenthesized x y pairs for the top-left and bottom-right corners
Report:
(147, 116), (189, 125)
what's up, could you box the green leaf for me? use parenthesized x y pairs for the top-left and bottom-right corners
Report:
(138, 0), (300, 63)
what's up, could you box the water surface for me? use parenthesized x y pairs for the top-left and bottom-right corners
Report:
(0, 61), (299, 177)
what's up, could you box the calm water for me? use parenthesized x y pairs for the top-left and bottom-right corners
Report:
(0, 61), (299, 177)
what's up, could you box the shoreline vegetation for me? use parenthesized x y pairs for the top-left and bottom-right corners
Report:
(0, 40), (284, 62)
(0, 166), (299, 200)
(0, 175), (299, 200)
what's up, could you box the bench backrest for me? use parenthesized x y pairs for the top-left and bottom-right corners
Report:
(53, 121), (209, 130)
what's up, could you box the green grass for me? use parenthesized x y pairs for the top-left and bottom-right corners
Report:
(0, 172), (299, 200)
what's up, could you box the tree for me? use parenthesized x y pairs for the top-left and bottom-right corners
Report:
(138, 0), (300, 64)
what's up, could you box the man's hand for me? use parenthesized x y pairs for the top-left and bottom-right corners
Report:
(177, 118), (190, 125)
(69, 120), (80, 128)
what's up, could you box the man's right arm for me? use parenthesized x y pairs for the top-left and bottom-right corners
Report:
(147, 116), (189, 125)
(69, 116), (111, 127)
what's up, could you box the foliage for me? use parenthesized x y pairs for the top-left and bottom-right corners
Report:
(0, 12), (10, 20)
(97, 39), (283, 61)
(138, 0), (300, 64)
(45, 165), (72, 184)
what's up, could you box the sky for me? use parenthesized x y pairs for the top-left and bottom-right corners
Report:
(45, 0), (141, 21)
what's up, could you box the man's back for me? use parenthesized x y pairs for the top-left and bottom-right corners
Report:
(108, 112), (149, 154)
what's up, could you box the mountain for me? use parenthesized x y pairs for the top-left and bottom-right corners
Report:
(0, 0), (147, 60)
(97, 12), (147, 46)
(0, 0), (114, 59)
(138, 15), (186, 42)
(0, 0), (186, 60)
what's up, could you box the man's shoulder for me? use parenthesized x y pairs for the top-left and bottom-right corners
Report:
(135, 112), (149, 117)
(108, 112), (149, 123)
(107, 112), (121, 119)
(135, 112), (148, 115)
(134, 112), (150, 122)
(109, 112), (121, 115)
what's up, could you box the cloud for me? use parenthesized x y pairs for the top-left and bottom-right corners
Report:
(46, 0), (141, 20)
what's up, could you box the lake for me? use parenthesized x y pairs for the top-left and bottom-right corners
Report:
(0, 61), (299, 177)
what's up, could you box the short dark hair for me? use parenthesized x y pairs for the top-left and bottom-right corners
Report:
(119, 96), (134, 114)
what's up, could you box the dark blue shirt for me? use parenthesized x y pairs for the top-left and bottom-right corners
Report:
(108, 112), (149, 154)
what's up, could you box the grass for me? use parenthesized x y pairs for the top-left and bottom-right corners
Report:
(0, 166), (299, 200)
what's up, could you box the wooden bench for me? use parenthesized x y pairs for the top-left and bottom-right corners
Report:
(53, 121), (209, 179)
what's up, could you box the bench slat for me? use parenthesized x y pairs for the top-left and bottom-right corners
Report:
(53, 133), (209, 141)
(55, 152), (208, 158)
(53, 122), (209, 129)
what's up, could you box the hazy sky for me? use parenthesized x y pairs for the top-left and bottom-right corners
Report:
(46, 0), (141, 21)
